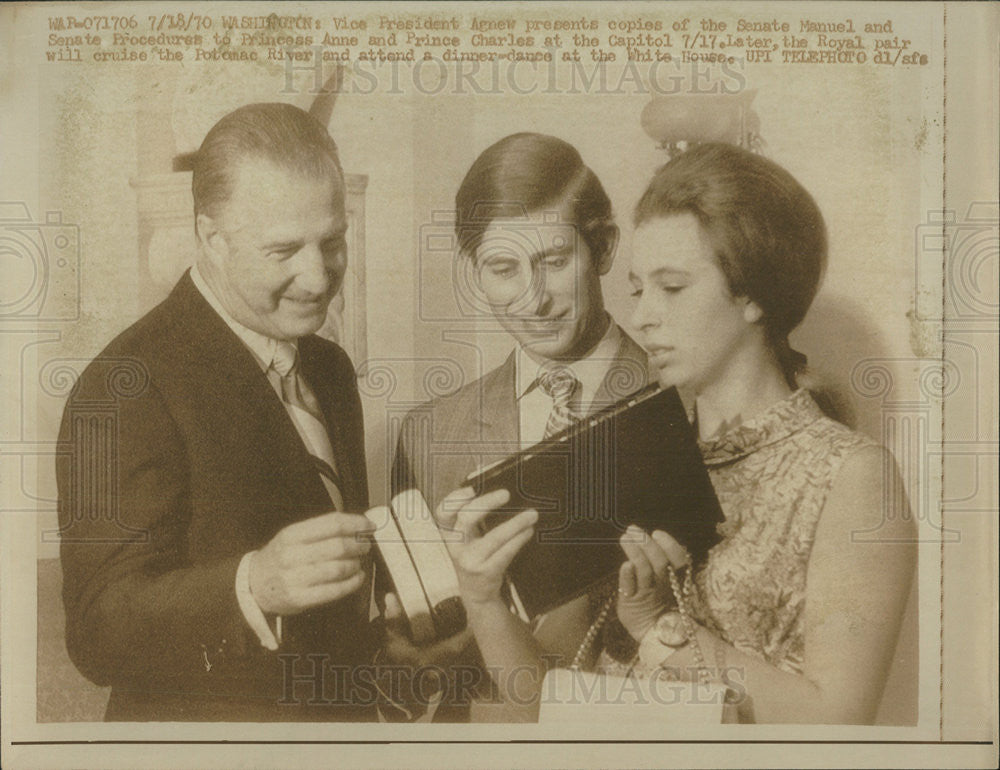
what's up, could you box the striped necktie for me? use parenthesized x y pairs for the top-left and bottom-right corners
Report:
(270, 341), (345, 511)
(538, 365), (581, 439)
(501, 365), (583, 627)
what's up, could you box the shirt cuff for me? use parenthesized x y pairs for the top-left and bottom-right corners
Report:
(235, 550), (281, 651)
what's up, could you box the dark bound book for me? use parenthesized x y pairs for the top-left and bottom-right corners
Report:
(466, 385), (724, 619)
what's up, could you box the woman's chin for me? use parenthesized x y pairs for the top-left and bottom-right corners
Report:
(655, 370), (697, 404)
(654, 368), (680, 390)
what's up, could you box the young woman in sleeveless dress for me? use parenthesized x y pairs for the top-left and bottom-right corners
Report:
(437, 142), (916, 724)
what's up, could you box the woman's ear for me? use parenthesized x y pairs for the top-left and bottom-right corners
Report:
(742, 299), (764, 324)
(595, 224), (620, 276)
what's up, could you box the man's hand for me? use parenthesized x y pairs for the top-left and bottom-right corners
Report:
(382, 592), (474, 669)
(249, 512), (374, 615)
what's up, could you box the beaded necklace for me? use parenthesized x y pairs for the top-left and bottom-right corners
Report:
(568, 563), (710, 684)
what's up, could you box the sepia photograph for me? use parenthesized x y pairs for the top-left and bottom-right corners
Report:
(1, 1), (996, 768)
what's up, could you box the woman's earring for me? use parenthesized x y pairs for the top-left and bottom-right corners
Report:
(743, 302), (763, 324)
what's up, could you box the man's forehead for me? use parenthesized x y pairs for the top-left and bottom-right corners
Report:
(221, 159), (343, 215)
(486, 199), (574, 225)
(230, 156), (344, 196)
(218, 157), (347, 237)
(478, 216), (577, 253)
(481, 208), (576, 230)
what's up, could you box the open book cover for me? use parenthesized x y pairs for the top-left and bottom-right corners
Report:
(370, 385), (724, 639)
(467, 385), (725, 620)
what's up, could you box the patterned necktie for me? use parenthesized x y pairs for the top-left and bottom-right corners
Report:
(270, 341), (345, 511)
(500, 366), (582, 626)
(538, 365), (581, 439)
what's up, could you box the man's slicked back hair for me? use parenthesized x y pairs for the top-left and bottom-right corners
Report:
(191, 102), (343, 219)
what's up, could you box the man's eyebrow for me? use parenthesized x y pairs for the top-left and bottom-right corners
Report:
(260, 228), (348, 251)
(526, 239), (574, 265)
(261, 239), (303, 251)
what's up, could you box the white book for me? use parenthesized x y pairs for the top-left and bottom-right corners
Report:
(366, 489), (465, 644)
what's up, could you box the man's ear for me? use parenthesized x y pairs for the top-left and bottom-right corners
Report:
(595, 224), (620, 276)
(461, 251), (484, 295)
(196, 213), (229, 266)
(742, 299), (764, 324)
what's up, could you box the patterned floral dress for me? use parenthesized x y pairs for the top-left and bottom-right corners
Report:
(598, 388), (878, 675)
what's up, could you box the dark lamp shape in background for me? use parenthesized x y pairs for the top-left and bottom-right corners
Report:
(641, 90), (763, 159)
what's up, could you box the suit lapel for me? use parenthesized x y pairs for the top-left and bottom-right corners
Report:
(420, 328), (648, 510)
(474, 352), (519, 447)
(468, 334), (648, 433)
(297, 336), (363, 509)
(424, 353), (518, 506)
(171, 273), (332, 521)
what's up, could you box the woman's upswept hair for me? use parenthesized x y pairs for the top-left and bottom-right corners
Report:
(635, 142), (827, 388)
(455, 133), (615, 263)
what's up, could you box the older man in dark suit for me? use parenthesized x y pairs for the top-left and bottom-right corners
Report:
(58, 103), (379, 721)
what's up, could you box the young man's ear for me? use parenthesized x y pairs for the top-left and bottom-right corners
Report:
(460, 250), (484, 295)
(742, 299), (764, 324)
(595, 224), (620, 276)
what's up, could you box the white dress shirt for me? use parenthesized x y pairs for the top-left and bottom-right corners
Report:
(190, 265), (300, 651)
(502, 319), (622, 630)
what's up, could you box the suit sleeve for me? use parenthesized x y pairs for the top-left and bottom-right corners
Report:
(57, 360), (256, 688)
(339, 348), (370, 510)
(377, 413), (416, 604)
(390, 411), (419, 500)
(391, 399), (473, 512)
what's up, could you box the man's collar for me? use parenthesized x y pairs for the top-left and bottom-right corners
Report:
(190, 264), (289, 371)
(515, 319), (622, 400)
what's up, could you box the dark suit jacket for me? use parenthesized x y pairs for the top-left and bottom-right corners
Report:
(390, 327), (651, 721)
(394, 327), (652, 512)
(57, 271), (375, 721)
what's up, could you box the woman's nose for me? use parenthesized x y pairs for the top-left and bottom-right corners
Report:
(629, 290), (656, 331)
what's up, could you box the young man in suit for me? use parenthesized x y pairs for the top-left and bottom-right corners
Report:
(58, 103), (378, 721)
(390, 133), (652, 720)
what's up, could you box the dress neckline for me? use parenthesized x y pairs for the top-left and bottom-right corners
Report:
(696, 389), (825, 467)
